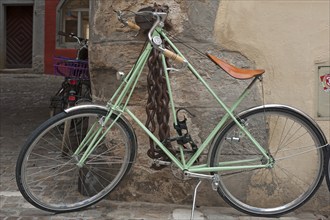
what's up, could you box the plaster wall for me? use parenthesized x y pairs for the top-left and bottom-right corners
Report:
(214, 0), (330, 138)
(214, 0), (329, 213)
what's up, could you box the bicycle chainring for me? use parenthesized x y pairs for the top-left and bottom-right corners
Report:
(170, 153), (192, 181)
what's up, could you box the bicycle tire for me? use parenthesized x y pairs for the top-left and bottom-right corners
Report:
(78, 47), (88, 60)
(326, 148), (330, 191)
(16, 106), (137, 213)
(76, 80), (92, 103)
(209, 105), (326, 217)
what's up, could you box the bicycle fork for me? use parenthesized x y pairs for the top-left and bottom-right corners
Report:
(71, 44), (152, 166)
(72, 109), (123, 167)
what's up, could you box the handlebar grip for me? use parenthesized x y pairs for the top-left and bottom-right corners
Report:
(126, 21), (140, 31)
(58, 31), (68, 36)
(163, 49), (185, 64)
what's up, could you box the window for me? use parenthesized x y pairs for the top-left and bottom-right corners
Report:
(57, 0), (89, 47)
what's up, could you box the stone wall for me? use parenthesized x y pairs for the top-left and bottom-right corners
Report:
(32, 0), (45, 73)
(89, 0), (265, 207)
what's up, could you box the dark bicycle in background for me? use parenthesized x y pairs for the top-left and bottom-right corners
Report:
(49, 31), (92, 116)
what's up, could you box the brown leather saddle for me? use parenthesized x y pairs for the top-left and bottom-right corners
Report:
(206, 53), (265, 80)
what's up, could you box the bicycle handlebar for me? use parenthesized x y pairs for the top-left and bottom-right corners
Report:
(126, 20), (141, 31)
(57, 31), (88, 45)
(115, 10), (186, 64)
(58, 31), (68, 36)
(163, 49), (185, 64)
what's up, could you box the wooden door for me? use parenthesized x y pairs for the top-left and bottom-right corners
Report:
(6, 6), (33, 68)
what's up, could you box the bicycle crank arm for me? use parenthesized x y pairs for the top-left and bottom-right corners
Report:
(184, 171), (214, 179)
(184, 171), (220, 191)
(153, 159), (171, 166)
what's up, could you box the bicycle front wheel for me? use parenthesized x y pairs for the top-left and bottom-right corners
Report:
(16, 106), (137, 213)
(209, 105), (326, 217)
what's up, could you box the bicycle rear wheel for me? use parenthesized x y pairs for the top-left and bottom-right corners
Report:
(16, 107), (137, 213)
(49, 80), (70, 117)
(209, 105), (326, 217)
(76, 80), (92, 105)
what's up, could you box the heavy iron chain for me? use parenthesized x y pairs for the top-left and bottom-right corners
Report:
(145, 47), (173, 160)
(144, 4), (175, 169)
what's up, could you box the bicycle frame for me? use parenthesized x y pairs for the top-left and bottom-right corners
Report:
(73, 27), (272, 173)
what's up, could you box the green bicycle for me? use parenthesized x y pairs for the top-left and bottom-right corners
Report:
(16, 9), (329, 218)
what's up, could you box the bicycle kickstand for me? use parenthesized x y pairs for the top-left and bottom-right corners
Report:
(190, 179), (202, 220)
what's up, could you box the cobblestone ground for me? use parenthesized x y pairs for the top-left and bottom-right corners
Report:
(0, 73), (329, 220)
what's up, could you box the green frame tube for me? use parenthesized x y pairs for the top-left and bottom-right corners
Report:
(75, 29), (270, 173)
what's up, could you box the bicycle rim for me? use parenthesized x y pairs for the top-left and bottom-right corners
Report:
(210, 107), (324, 216)
(16, 109), (136, 213)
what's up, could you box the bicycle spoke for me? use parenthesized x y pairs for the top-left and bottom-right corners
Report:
(17, 109), (136, 212)
(27, 166), (77, 185)
(211, 106), (324, 216)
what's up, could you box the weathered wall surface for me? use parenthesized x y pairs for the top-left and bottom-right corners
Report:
(89, 0), (262, 207)
(89, 0), (328, 212)
(214, 0), (329, 143)
(32, 0), (45, 73)
(214, 1), (329, 212)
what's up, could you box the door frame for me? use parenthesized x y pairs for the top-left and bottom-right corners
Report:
(5, 5), (34, 68)
(0, 0), (44, 72)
